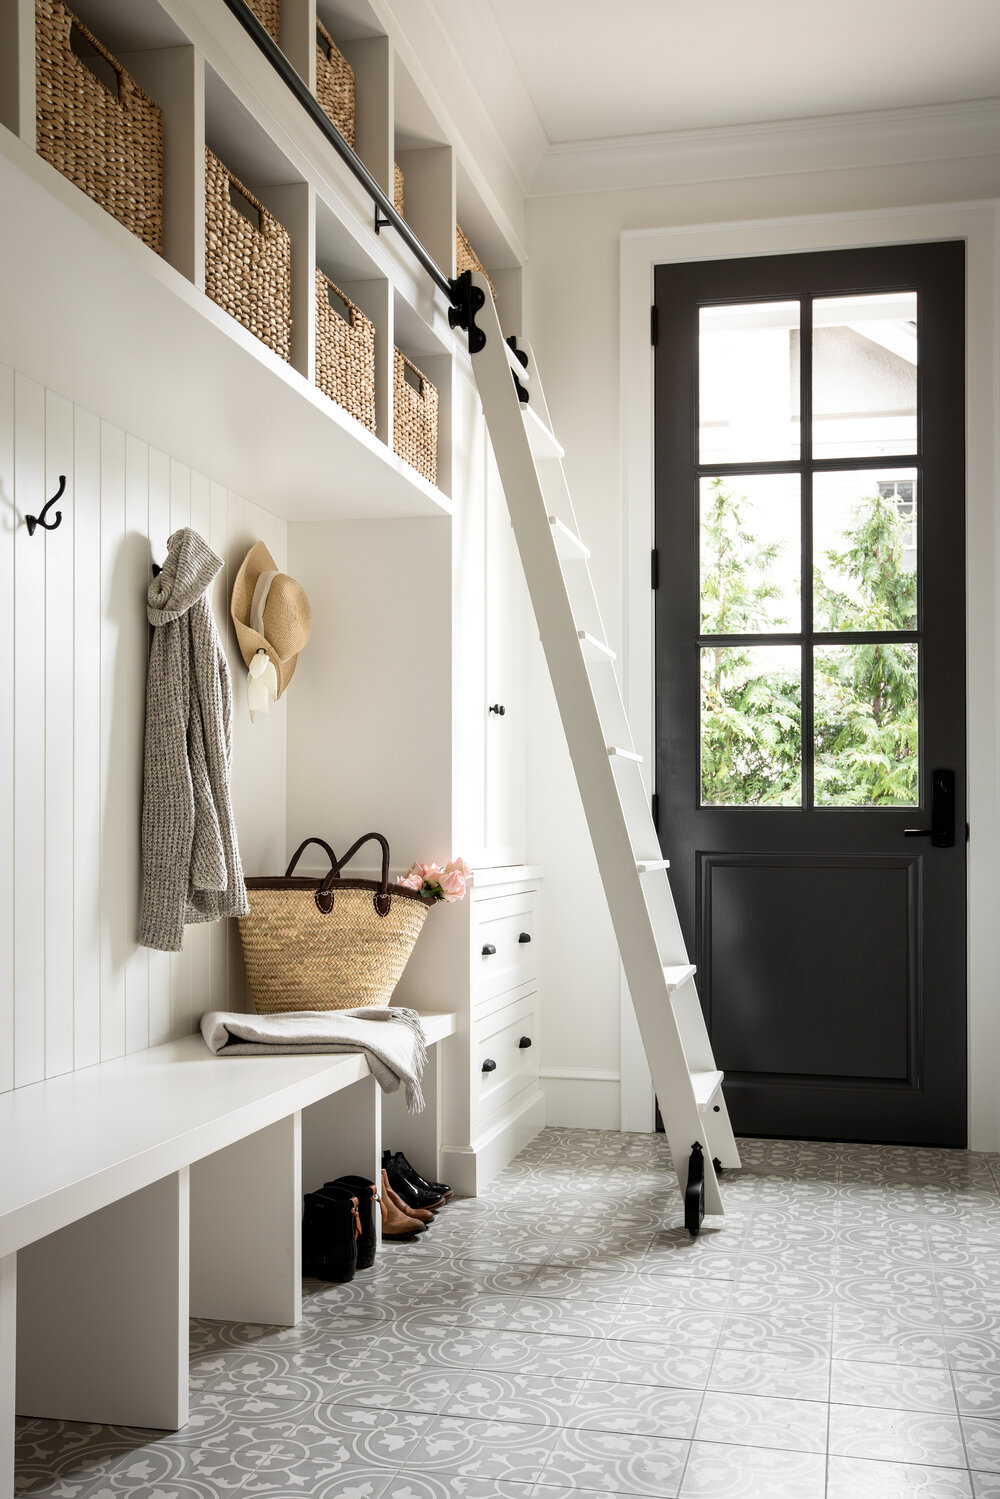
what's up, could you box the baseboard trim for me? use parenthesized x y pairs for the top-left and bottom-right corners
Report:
(542, 1071), (622, 1130)
(440, 1088), (546, 1196)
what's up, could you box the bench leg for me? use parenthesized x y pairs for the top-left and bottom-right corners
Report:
(1, 1253), (14, 1499)
(16, 1171), (189, 1430)
(190, 1113), (301, 1327)
(302, 1073), (381, 1195)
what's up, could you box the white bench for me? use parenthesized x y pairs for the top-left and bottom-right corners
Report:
(0, 1012), (456, 1490)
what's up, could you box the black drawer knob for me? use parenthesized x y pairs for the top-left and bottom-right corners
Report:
(518, 932), (531, 944)
(481, 943), (496, 956)
(482, 1058), (497, 1073)
(489, 703), (506, 715)
(518, 1036), (532, 1049)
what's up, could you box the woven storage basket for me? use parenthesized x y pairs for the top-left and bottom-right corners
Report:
(393, 349), (438, 486)
(316, 19), (355, 146)
(246, 0), (280, 41)
(315, 270), (376, 432)
(393, 161), (404, 217)
(205, 148), (292, 363)
(240, 835), (430, 1014)
(35, 0), (163, 254)
(456, 223), (496, 300)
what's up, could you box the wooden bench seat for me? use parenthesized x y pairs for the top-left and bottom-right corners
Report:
(0, 1013), (456, 1488)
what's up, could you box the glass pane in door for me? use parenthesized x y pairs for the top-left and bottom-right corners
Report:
(701, 474), (801, 633)
(699, 301), (800, 464)
(812, 292), (917, 458)
(701, 645), (801, 806)
(813, 469), (918, 631)
(813, 642), (919, 806)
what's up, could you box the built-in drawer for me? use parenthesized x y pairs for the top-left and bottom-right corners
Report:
(473, 887), (538, 1009)
(474, 992), (539, 1123)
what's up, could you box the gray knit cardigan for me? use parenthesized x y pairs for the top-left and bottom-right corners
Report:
(139, 528), (249, 952)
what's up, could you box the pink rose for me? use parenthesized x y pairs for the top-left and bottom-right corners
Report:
(445, 857), (471, 879)
(397, 871), (423, 891)
(439, 867), (467, 901)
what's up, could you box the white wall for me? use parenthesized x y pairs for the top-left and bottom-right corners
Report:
(523, 147), (1000, 1140)
(0, 361), (287, 1094)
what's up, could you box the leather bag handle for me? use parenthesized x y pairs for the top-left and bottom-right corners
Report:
(285, 837), (338, 878)
(316, 832), (392, 919)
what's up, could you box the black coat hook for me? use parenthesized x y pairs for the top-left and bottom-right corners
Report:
(26, 475), (66, 536)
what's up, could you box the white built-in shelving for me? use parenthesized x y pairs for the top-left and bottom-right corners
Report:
(0, 0), (525, 519)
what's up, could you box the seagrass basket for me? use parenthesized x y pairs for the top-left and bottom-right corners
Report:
(240, 835), (430, 1014)
(246, 0), (280, 41)
(394, 349), (438, 486)
(456, 222), (496, 300)
(316, 19), (355, 145)
(205, 149), (292, 363)
(394, 161), (404, 216)
(315, 270), (376, 432)
(35, 0), (163, 254)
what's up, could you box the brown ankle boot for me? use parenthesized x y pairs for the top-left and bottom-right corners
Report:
(382, 1170), (435, 1223)
(379, 1177), (426, 1237)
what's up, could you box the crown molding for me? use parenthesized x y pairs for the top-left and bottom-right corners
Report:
(529, 97), (1000, 198)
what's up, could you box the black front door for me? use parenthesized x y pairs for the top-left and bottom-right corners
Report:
(654, 242), (967, 1146)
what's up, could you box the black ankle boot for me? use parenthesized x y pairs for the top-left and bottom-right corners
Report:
(382, 1153), (445, 1210)
(384, 1149), (452, 1200)
(301, 1189), (360, 1282)
(326, 1176), (379, 1270)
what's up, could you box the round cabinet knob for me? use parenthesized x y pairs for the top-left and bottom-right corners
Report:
(489, 703), (506, 715)
(482, 1058), (497, 1073)
(481, 943), (497, 956)
(518, 932), (531, 944)
(518, 1036), (532, 1049)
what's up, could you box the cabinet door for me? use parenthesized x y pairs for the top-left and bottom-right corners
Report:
(483, 439), (526, 864)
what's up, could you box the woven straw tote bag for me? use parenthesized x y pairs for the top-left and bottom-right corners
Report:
(240, 833), (429, 1014)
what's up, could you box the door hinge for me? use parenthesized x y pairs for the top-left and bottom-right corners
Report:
(650, 304), (658, 346)
(651, 548), (659, 589)
(651, 792), (659, 828)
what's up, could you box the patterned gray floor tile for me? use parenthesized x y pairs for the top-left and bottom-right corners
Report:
(542, 1426), (688, 1497)
(707, 1348), (830, 1402)
(678, 1439), (826, 1497)
(444, 1371), (583, 1426)
(569, 1378), (702, 1437)
(405, 1415), (558, 1483)
(827, 1455), (974, 1498)
(828, 1403), (968, 1466)
(831, 1358), (958, 1413)
(695, 1390), (828, 1452)
(328, 1366), (466, 1414)
(384, 1476), (532, 1499)
(963, 1416), (1000, 1473)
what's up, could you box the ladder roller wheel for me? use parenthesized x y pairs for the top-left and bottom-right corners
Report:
(684, 1141), (706, 1236)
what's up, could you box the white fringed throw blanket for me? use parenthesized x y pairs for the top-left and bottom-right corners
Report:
(200, 1006), (428, 1112)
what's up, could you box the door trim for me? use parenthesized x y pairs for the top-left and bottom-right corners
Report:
(619, 200), (1000, 1148)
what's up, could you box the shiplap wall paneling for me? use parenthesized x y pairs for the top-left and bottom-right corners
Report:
(100, 421), (127, 1063)
(0, 358), (288, 1095)
(13, 372), (45, 1088)
(0, 366), (12, 1093)
(73, 407), (102, 1071)
(43, 390), (75, 1079)
(123, 435), (150, 1056)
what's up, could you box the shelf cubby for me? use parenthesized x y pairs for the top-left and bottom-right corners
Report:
(393, 55), (455, 277)
(456, 161), (524, 338)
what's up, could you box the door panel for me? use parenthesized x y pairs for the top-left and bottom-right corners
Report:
(654, 242), (966, 1146)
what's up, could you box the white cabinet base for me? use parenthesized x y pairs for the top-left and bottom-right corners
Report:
(441, 1085), (545, 1196)
(190, 1114), (301, 1327)
(16, 1172), (189, 1431)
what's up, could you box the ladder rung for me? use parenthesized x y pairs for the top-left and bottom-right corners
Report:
(637, 858), (670, 873)
(523, 404), (565, 460)
(662, 962), (695, 991)
(578, 630), (616, 662)
(607, 746), (643, 763)
(691, 1069), (724, 1111)
(548, 516), (589, 560)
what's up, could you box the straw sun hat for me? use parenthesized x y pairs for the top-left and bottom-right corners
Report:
(231, 541), (312, 703)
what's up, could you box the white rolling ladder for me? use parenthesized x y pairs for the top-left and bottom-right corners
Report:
(453, 272), (741, 1231)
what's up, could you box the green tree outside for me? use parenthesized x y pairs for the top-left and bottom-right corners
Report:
(699, 477), (919, 807)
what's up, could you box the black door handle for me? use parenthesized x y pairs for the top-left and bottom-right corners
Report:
(518, 932), (531, 944)
(518, 1036), (532, 1048)
(904, 768), (956, 848)
(489, 704), (505, 715)
(482, 1058), (497, 1072)
(481, 943), (496, 956)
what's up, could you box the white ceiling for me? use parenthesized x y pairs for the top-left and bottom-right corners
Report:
(480, 0), (1000, 141)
